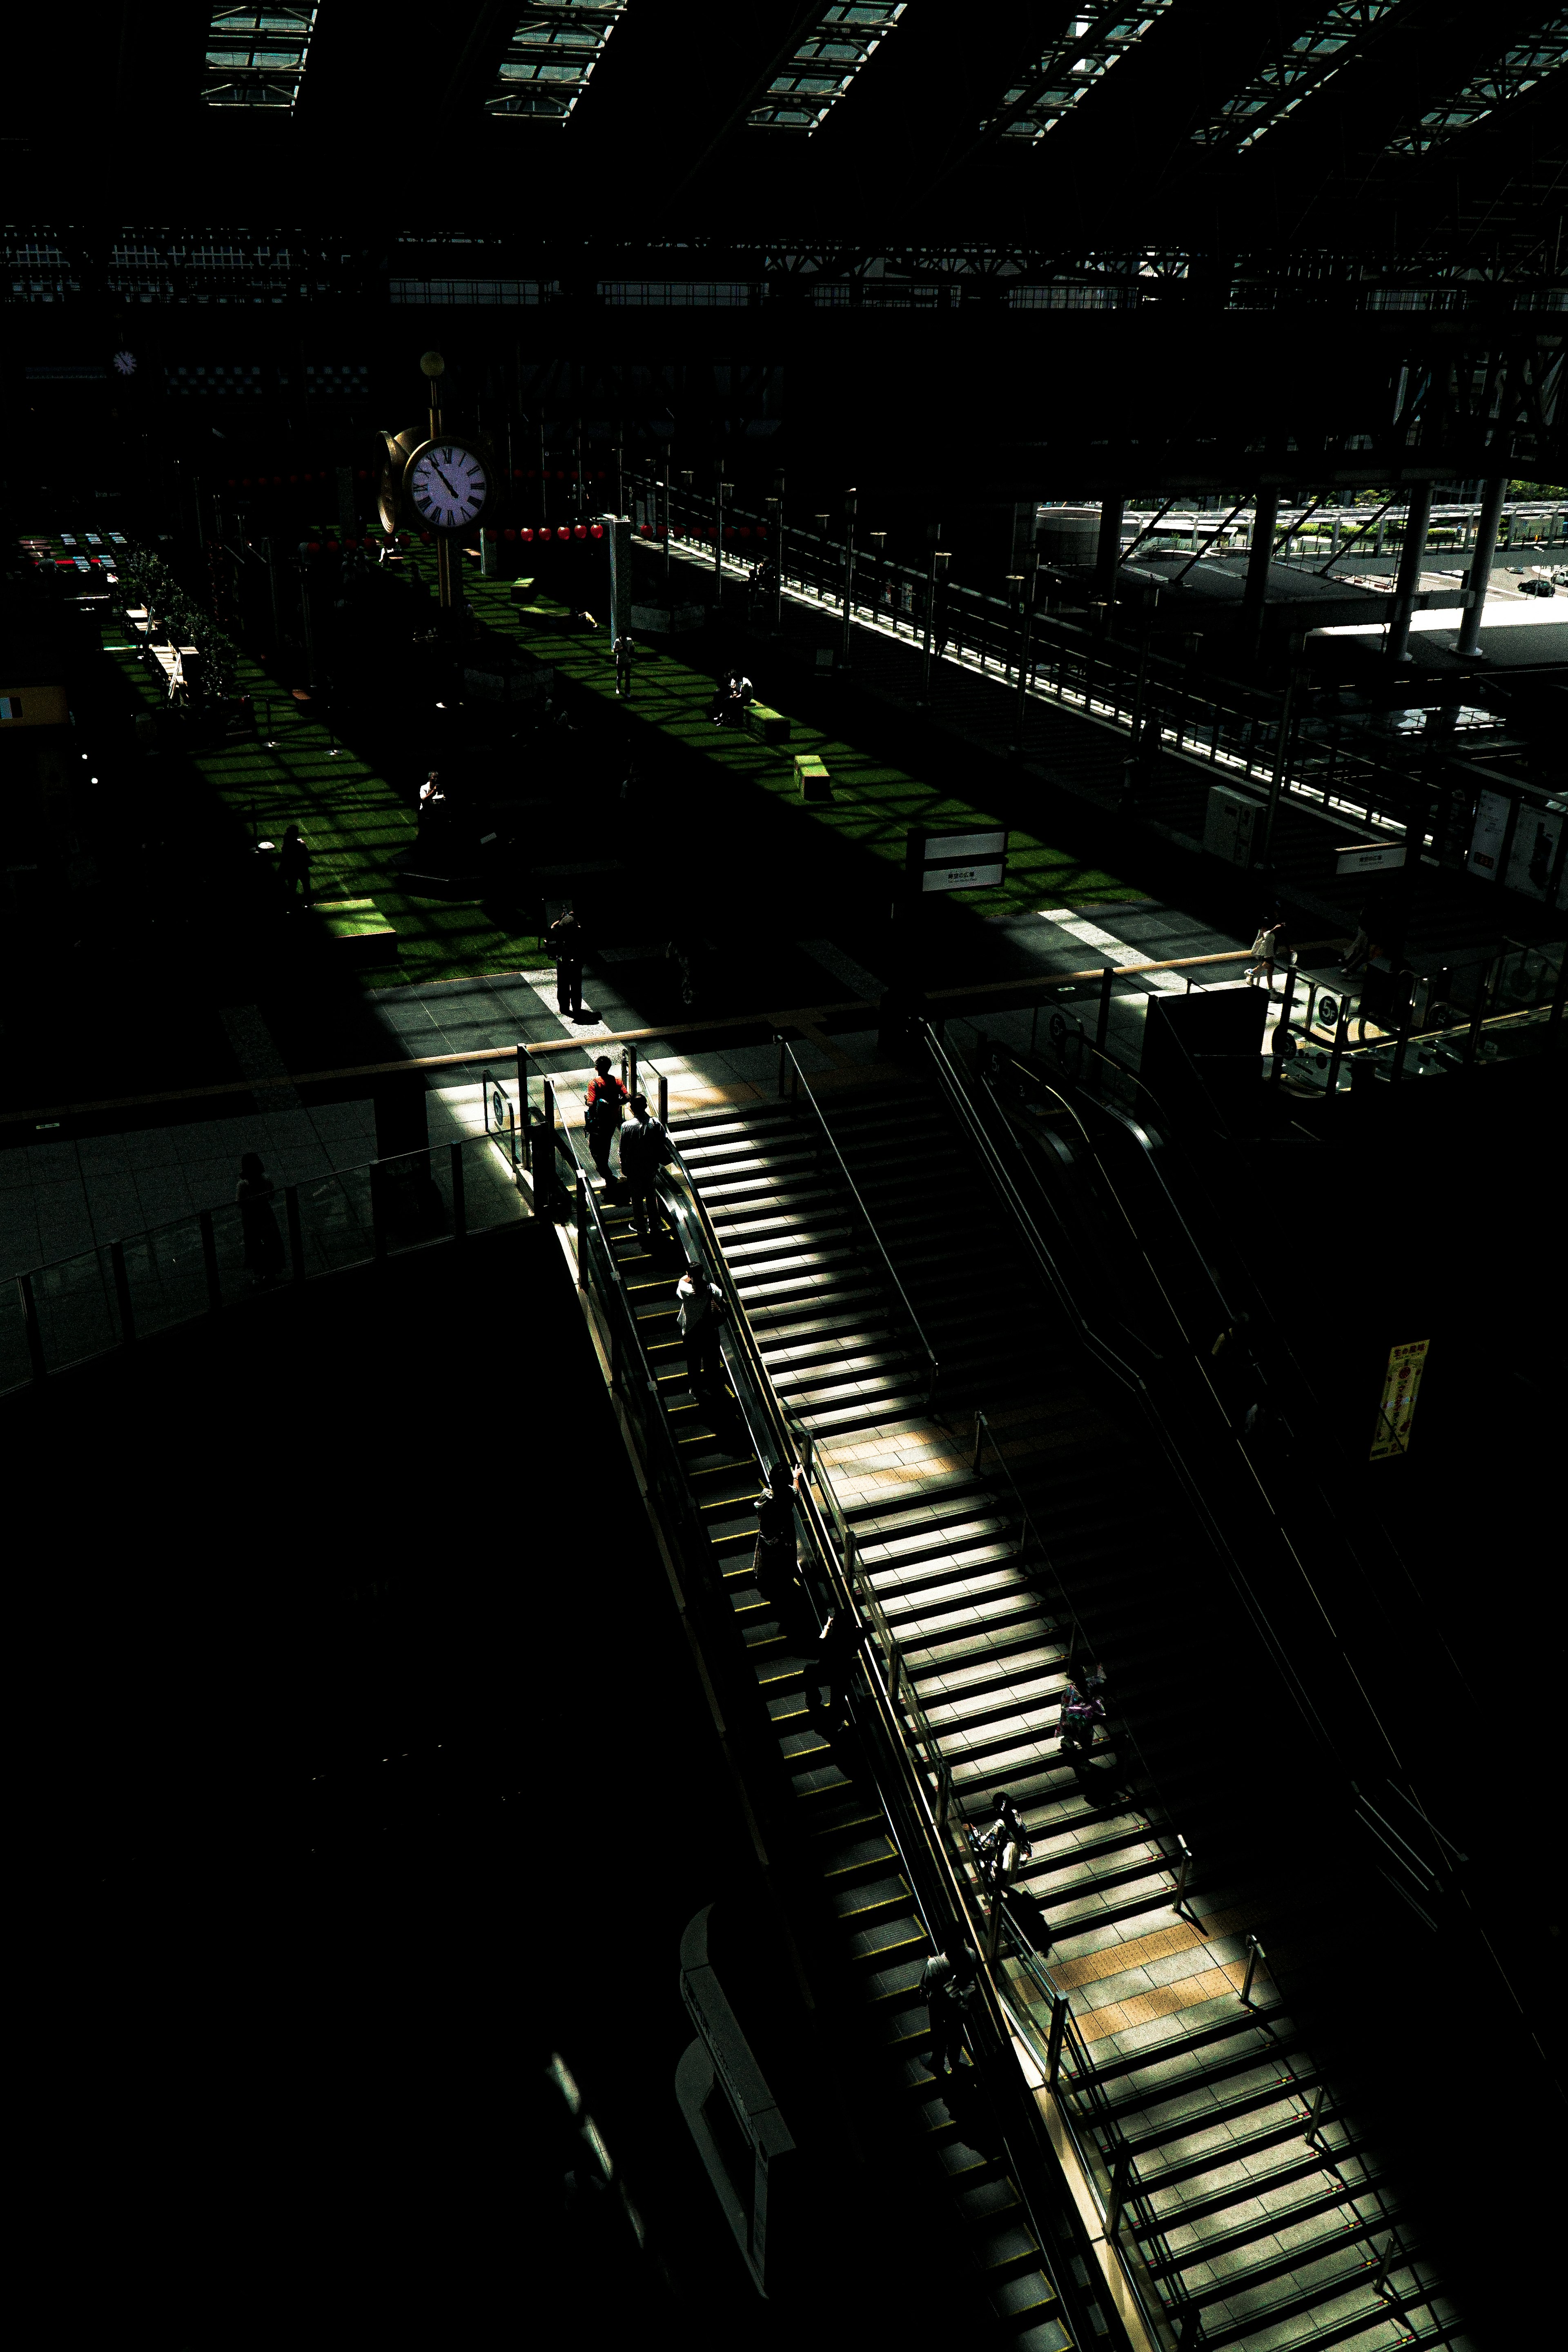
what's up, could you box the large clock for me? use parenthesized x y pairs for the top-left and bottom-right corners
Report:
(404, 438), (490, 532)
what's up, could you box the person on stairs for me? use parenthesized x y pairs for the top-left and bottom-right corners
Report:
(1060, 1662), (1107, 1762)
(921, 1938), (980, 2080)
(619, 1094), (673, 1245)
(584, 1055), (629, 1190)
(969, 1791), (1033, 1894)
(676, 1259), (726, 1401)
(753, 1461), (804, 1631)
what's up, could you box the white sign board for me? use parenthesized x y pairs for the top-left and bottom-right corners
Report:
(1335, 842), (1407, 878)
(924, 829), (1006, 864)
(922, 859), (1007, 893)
(1467, 788), (1511, 880)
(910, 827), (1007, 893)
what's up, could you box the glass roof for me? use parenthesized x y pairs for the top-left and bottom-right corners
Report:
(1189, 1), (1402, 153)
(1383, 20), (1568, 155)
(986, 2), (1176, 141)
(487, 3), (626, 120)
(202, 5), (318, 108)
(750, 3), (906, 133)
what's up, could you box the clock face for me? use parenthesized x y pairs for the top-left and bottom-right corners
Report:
(407, 441), (489, 530)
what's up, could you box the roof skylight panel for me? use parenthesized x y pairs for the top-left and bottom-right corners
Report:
(487, 3), (626, 120)
(1188, 0), (1403, 153)
(987, 2), (1176, 142)
(750, 3), (906, 133)
(1383, 17), (1568, 155)
(202, 5), (318, 107)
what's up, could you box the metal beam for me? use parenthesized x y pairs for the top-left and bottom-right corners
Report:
(1454, 474), (1509, 658)
(1385, 483), (1433, 664)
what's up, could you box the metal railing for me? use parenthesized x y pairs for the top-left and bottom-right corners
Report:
(2, 1129), (530, 1396)
(775, 1036), (940, 1407)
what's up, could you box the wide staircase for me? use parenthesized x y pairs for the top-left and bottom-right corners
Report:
(660, 1074), (1468, 2352)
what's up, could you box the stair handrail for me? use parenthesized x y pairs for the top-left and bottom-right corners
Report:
(775, 1036), (940, 1407)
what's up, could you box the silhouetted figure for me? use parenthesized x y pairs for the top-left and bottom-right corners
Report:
(1060, 1663), (1107, 1762)
(676, 1261), (726, 1401)
(613, 633), (635, 698)
(921, 1939), (980, 2079)
(752, 1460), (803, 1628)
(549, 906), (584, 1016)
(584, 1055), (629, 1187)
(618, 1094), (673, 1244)
(807, 1606), (867, 1738)
(278, 824), (312, 908)
(236, 1151), (285, 1285)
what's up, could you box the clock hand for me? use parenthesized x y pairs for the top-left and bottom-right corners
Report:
(431, 463), (461, 499)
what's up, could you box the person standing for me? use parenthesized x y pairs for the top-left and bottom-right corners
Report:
(920, 1939), (980, 2080)
(236, 1151), (285, 1286)
(584, 1054), (629, 1188)
(752, 1460), (804, 1631)
(618, 1092), (673, 1244)
(549, 904), (585, 1018)
(278, 824), (312, 909)
(676, 1260), (726, 1400)
(807, 1606), (867, 1737)
(612, 633), (635, 699)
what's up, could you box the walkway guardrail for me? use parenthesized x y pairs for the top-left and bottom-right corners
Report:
(1, 1130), (530, 1396)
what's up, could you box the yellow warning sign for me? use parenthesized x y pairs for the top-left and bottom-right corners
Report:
(1370, 1339), (1430, 1461)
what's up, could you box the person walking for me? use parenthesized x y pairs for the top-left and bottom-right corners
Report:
(920, 1938), (980, 2080)
(676, 1259), (726, 1401)
(752, 1459), (804, 1631)
(584, 1055), (629, 1189)
(278, 824), (312, 909)
(618, 1092), (673, 1244)
(612, 633), (635, 699)
(1244, 914), (1285, 989)
(549, 904), (585, 1018)
(969, 1791), (1033, 1895)
(1060, 1663), (1107, 1762)
(236, 1150), (285, 1286)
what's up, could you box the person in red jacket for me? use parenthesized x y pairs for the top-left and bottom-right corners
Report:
(584, 1055), (629, 1187)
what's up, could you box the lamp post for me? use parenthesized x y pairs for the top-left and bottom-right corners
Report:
(1011, 550), (1038, 752)
(840, 487), (858, 670)
(867, 530), (886, 624)
(920, 527), (948, 704)
(771, 466), (785, 630)
(814, 513), (831, 601)
(713, 460), (731, 595)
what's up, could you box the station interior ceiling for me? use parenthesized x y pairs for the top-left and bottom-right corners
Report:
(9, 0), (1565, 257)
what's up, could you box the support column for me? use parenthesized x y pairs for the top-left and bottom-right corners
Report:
(1385, 483), (1433, 666)
(1455, 476), (1508, 659)
(1243, 490), (1280, 659)
(1095, 494), (1125, 598)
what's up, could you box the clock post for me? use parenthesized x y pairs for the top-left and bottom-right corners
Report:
(419, 349), (456, 628)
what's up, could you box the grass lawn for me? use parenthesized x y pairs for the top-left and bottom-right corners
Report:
(80, 532), (1137, 995)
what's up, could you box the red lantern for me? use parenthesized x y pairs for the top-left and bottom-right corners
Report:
(526, 468), (536, 479)
(420, 530), (432, 544)
(595, 470), (606, 481)
(555, 470), (566, 481)
(737, 525), (751, 540)
(357, 468), (368, 479)
(289, 473), (299, 484)
(520, 526), (534, 543)
(639, 522), (650, 537)
(590, 522), (604, 540)
(570, 523), (584, 540)
(657, 524), (668, 540)
(504, 526), (517, 542)
(307, 540), (321, 553)
(556, 525), (570, 542)
(226, 476), (236, 488)
(513, 467), (524, 479)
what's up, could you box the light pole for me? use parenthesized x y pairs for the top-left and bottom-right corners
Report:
(713, 460), (731, 596)
(867, 530), (886, 624)
(920, 526), (948, 704)
(814, 513), (831, 602)
(1010, 550), (1038, 752)
(770, 467), (785, 630)
(840, 487), (858, 670)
